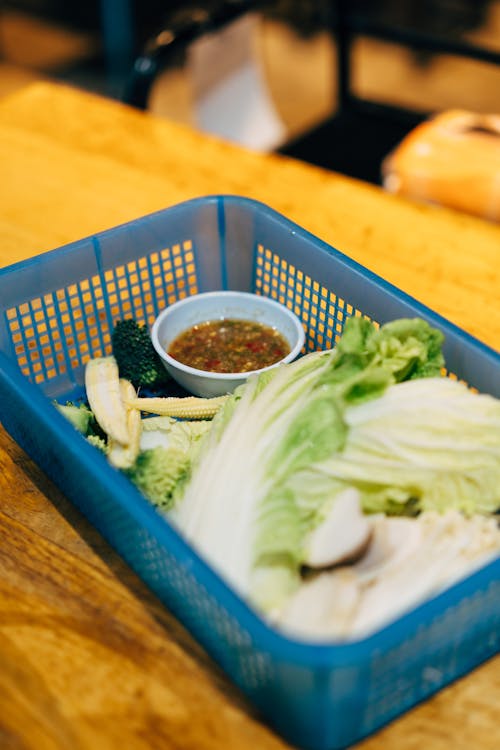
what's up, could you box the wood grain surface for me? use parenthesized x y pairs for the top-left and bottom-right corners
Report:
(0, 82), (499, 750)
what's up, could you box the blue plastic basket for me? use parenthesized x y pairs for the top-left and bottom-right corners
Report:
(0, 195), (498, 750)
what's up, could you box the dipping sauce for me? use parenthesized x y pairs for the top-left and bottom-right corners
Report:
(167, 318), (291, 373)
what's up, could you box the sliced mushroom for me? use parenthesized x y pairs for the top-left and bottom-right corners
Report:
(353, 514), (424, 583)
(278, 568), (361, 641)
(304, 487), (372, 569)
(278, 513), (500, 642)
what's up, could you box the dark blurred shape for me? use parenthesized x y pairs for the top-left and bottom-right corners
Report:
(351, 0), (494, 56)
(281, 0), (499, 183)
(2, 0), (101, 30)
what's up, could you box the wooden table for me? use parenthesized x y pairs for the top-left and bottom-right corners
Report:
(0, 82), (499, 750)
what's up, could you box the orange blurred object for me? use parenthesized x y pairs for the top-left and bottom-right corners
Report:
(382, 110), (500, 222)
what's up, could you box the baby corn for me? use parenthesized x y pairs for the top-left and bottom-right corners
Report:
(108, 379), (142, 469)
(125, 395), (228, 419)
(85, 356), (130, 444)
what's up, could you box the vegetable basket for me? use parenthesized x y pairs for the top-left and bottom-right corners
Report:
(0, 195), (498, 750)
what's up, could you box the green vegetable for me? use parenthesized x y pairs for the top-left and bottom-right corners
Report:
(140, 416), (212, 451)
(321, 376), (500, 517)
(126, 417), (211, 509)
(54, 400), (109, 453)
(86, 434), (108, 453)
(168, 316), (500, 614)
(111, 319), (169, 390)
(125, 446), (189, 510)
(54, 401), (94, 434)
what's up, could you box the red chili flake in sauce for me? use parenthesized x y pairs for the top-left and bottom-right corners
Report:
(167, 318), (291, 373)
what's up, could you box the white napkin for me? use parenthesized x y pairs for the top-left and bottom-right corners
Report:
(187, 13), (286, 151)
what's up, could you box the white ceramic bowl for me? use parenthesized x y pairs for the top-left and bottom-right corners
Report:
(151, 291), (305, 397)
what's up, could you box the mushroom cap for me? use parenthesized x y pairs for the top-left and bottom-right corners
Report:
(304, 487), (372, 569)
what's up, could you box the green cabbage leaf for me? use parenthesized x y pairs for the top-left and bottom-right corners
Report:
(168, 316), (500, 613)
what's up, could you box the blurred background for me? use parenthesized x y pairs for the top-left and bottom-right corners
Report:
(1, 0), (499, 187)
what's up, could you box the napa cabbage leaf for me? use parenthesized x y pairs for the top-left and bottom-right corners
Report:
(168, 316), (500, 613)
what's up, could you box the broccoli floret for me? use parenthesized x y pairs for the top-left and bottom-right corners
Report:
(125, 446), (189, 510)
(111, 318), (169, 390)
(86, 434), (108, 453)
(54, 402), (94, 434)
(54, 399), (109, 450)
